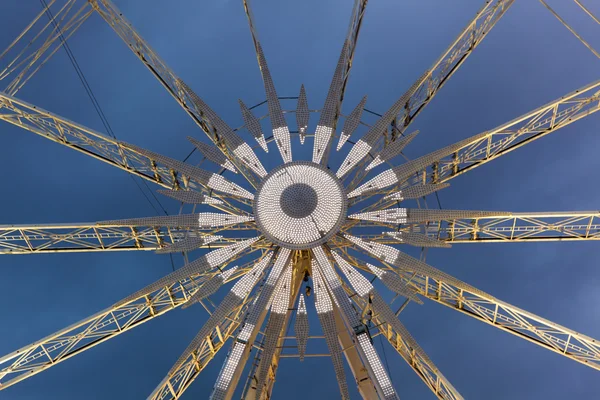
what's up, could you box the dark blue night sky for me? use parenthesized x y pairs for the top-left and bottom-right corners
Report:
(1, 0), (600, 398)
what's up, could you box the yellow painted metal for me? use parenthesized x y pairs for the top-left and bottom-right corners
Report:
(342, 211), (600, 244)
(0, 265), (251, 391)
(243, 250), (308, 400)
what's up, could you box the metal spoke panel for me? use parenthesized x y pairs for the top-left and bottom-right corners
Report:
(345, 211), (600, 244)
(0, 93), (190, 191)
(392, 0), (515, 136)
(150, 296), (255, 400)
(0, 266), (249, 390)
(89, 0), (263, 187)
(339, 250), (600, 372)
(349, 288), (462, 400)
(0, 223), (257, 254)
(351, 80), (600, 206)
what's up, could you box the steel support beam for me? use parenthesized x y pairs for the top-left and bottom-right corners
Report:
(0, 223), (259, 254)
(392, 0), (515, 137)
(89, 0), (261, 187)
(339, 250), (600, 372)
(348, 289), (462, 400)
(149, 296), (256, 400)
(242, 251), (307, 400)
(0, 0), (93, 95)
(0, 264), (251, 391)
(351, 80), (600, 207)
(342, 211), (600, 244)
(339, 0), (368, 112)
(0, 92), (247, 213)
(332, 301), (380, 399)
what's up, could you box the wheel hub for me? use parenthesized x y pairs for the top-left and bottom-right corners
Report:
(253, 161), (347, 249)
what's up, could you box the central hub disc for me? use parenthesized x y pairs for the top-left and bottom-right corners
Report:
(254, 161), (347, 250)
(280, 183), (318, 218)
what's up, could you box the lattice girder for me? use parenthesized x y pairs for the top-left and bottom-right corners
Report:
(90, 0), (264, 186)
(352, 79), (600, 206)
(333, 251), (462, 400)
(161, 252), (274, 395)
(0, 0), (94, 95)
(0, 261), (253, 390)
(0, 222), (259, 254)
(0, 93), (238, 201)
(210, 248), (292, 400)
(339, 246), (600, 372)
(340, 211), (600, 244)
(392, 0), (516, 136)
(148, 295), (256, 400)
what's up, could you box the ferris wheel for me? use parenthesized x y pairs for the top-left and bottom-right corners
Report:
(0, 0), (599, 398)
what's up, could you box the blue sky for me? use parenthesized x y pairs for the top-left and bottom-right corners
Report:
(1, 0), (600, 398)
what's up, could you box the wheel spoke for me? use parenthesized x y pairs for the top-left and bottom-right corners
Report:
(253, 263), (294, 398)
(150, 253), (274, 399)
(337, 96), (367, 151)
(155, 235), (222, 255)
(342, 237), (600, 371)
(348, 208), (509, 225)
(296, 85), (309, 144)
(91, 0), (265, 185)
(1, 0), (93, 95)
(0, 92), (215, 196)
(334, 251), (463, 400)
(209, 248), (291, 399)
(0, 259), (254, 390)
(349, 80), (600, 204)
(311, 258), (351, 400)
(294, 294), (309, 361)
(239, 99), (269, 152)
(256, 43), (293, 163)
(187, 137), (238, 174)
(394, 0), (515, 136)
(313, 42), (348, 165)
(123, 143), (255, 202)
(98, 213), (254, 230)
(313, 246), (400, 400)
(345, 211), (600, 244)
(0, 221), (256, 255)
